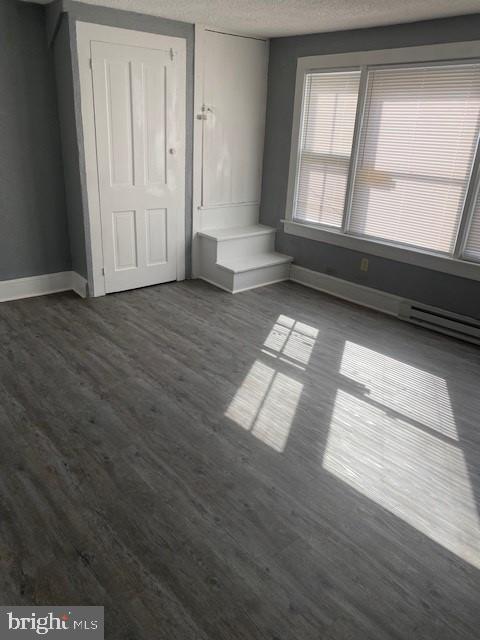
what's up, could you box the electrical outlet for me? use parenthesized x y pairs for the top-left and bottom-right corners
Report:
(360, 257), (369, 272)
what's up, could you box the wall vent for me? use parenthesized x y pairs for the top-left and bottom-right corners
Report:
(399, 302), (480, 345)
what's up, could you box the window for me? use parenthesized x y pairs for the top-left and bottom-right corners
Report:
(464, 188), (480, 261)
(350, 64), (480, 254)
(294, 71), (360, 228)
(287, 45), (480, 277)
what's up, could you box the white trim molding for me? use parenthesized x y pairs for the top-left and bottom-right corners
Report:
(290, 265), (403, 316)
(71, 271), (88, 298)
(284, 220), (480, 281)
(0, 272), (88, 303)
(192, 23), (206, 278)
(290, 265), (480, 344)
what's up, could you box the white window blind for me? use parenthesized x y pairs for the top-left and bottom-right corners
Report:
(464, 191), (480, 261)
(349, 64), (480, 254)
(294, 70), (360, 228)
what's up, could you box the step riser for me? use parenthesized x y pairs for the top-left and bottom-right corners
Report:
(232, 262), (291, 293)
(197, 225), (292, 294)
(217, 234), (275, 261)
(198, 239), (235, 291)
(200, 204), (259, 230)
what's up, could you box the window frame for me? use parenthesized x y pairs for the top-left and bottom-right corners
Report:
(284, 41), (480, 282)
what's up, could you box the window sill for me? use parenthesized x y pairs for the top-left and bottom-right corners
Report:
(282, 220), (480, 282)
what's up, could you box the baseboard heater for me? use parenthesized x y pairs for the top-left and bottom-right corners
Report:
(399, 302), (480, 345)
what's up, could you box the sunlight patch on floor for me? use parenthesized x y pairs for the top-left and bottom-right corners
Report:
(262, 314), (319, 368)
(324, 385), (480, 567)
(225, 360), (303, 452)
(340, 341), (457, 439)
(226, 324), (479, 567)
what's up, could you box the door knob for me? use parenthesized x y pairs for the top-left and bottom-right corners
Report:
(169, 148), (176, 155)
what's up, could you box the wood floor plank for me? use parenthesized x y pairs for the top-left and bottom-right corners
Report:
(0, 280), (479, 639)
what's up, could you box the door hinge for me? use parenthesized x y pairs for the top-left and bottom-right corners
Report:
(169, 48), (174, 61)
(89, 58), (93, 70)
(101, 267), (105, 276)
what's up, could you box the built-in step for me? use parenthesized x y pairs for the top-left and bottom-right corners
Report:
(199, 224), (275, 241)
(197, 224), (292, 293)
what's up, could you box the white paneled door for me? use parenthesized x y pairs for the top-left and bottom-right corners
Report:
(91, 40), (184, 293)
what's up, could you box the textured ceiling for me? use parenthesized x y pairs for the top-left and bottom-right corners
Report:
(24, 0), (480, 37)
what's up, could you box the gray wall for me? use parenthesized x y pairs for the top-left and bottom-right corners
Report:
(53, 14), (88, 277)
(260, 14), (480, 319)
(0, 0), (70, 281)
(49, 0), (194, 281)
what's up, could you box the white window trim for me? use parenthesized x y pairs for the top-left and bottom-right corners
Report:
(283, 220), (480, 281)
(284, 40), (480, 282)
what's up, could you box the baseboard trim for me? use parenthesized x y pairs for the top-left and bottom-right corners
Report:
(290, 265), (403, 317)
(232, 277), (290, 294)
(197, 276), (233, 294)
(198, 275), (290, 294)
(0, 271), (88, 303)
(71, 271), (88, 298)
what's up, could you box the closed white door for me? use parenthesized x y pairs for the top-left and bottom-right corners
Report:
(91, 40), (184, 293)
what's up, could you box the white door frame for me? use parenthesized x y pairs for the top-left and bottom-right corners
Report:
(76, 22), (186, 296)
(191, 24), (207, 278)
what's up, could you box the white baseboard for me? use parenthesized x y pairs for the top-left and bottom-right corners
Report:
(290, 265), (403, 317)
(199, 274), (290, 295)
(233, 277), (290, 294)
(70, 271), (88, 298)
(197, 276), (233, 293)
(0, 271), (88, 303)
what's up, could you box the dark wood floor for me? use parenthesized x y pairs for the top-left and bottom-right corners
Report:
(1, 280), (479, 639)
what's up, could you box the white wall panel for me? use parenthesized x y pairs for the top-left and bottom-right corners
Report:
(202, 31), (268, 208)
